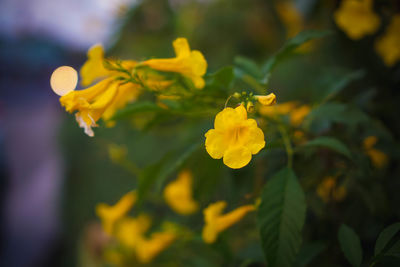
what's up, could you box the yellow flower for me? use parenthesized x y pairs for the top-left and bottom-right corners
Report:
(115, 215), (176, 263)
(95, 191), (137, 235)
(258, 101), (297, 117)
(375, 14), (400, 67)
(202, 201), (255, 243)
(255, 93), (276, 106)
(205, 105), (265, 169)
(334, 0), (380, 40)
(59, 44), (141, 136)
(276, 1), (303, 38)
(135, 232), (176, 263)
(363, 136), (388, 168)
(80, 44), (111, 86)
(316, 177), (347, 203)
(142, 38), (207, 89)
(259, 101), (310, 127)
(116, 215), (152, 249)
(60, 78), (141, 136)
(80, 44), (136, 87)
(163, 170), (199, 215)
(290, 104), (311, 126)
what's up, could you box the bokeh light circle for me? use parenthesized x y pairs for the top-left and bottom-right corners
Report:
(50, 66), (78, 96)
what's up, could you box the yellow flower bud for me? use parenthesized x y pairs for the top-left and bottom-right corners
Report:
(255, 93), (276, 106)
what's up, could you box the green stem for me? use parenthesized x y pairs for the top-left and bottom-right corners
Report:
(278, 122), (293, 169)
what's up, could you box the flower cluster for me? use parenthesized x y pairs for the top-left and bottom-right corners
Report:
(334, 0), (400, 66)
(95, 170), (255, 264)
(51, 38), (207, 136)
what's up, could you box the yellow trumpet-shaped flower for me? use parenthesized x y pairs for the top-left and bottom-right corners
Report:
(202, 201), (255, 243)
(290, 104), (311, 127)
(255, 93), (276, 106)
(135, 232), (176, 263)
(60, 78), (141, 136)
(375, 14), (400, 67)
(316, 177), (347, 203)
(259, 101), (310, 127)
(80, 44), (137, 87)
(163, 170), (199, 215)
(80, 44), (111, 86)
(96, 191), (137, 235)
(205, 105), (265, 169)
(363, 136), (388, 168)
(334, 0), (380, 40)
(115, 215), (176, 263)
(276, 1), (303, 38)
(58, 44), (141, 136)
(116, 215), (152, 249)
(142, 38), (207, 89)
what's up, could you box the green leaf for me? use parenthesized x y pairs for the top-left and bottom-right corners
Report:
(294, 242), (326, 267)
(338, 224), (363, 267)
(206, 66), (234, 89)
(317, 70), (364, 102)
(112, 101), (163, 120)
(299, 136), (351, 159)
(262, 30), (331, 80)
(137, 142), (200, 204)
(304, 103), (369, 132)
(234, 56), (263, 80)
(258, 168), (306, 267)
(386, 240), (400, 258)
(375, 223), (400, 256)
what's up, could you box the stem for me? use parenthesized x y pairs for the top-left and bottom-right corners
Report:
(121, 159), (141, 177)
(224, 95), (233, 108)
(278, 122), (293, 169)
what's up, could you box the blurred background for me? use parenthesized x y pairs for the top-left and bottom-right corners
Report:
(0, 0), (399, 266)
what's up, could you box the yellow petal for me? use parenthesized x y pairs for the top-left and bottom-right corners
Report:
(80, 44), (111, 86)
(290, 105), (310, 126)
(215, 205), (255, 233)
(256, 93), (276, 106)
(223, 146), (252, 169)
(96, 191), (137, 235)
(205, 129), (229, 159)
(135, 232), (176, 263)
(243, 119), (266, 154)
(333, 0), (380, 40)
(101, 82), (141, 122)
(202, 201), (254, 244)
(363, 136), (378, 150)
(173, 37), (191, 57)
(142, 38), (207, 89)
(375, 15), (400, 67)
(214, 105), (247, 130)
(163, 170), (199, 215)
(367, 149), (388, 169)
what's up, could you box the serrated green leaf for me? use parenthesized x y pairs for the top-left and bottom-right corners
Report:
(375, 223), (400, 256)
(262, 30), (331, 80)
(258, 168), (306, 267)
(338, 224), (363, 267)
(112, 101), (163, 120)
(299, 136), (351, 158)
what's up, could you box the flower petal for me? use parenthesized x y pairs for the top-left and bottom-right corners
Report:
(205, 129), (229, 159)
(223, 146), (252, 169)
(173, 37), (191, 57)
